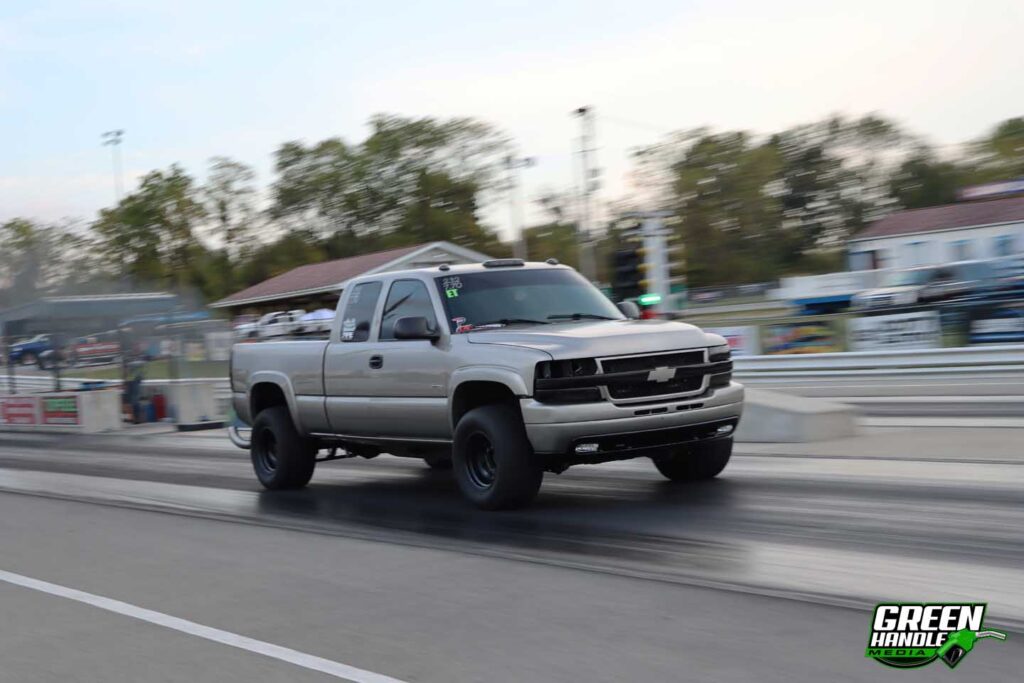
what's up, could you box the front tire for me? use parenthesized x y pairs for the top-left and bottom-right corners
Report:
(653, 437), (732, 481)
(250, 406), (317, 490)
(453, 405), (542, 510)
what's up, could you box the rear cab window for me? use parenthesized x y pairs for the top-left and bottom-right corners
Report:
(339, 281), (383, 342)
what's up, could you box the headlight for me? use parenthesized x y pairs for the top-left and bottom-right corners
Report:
(709, 344), (731, 362)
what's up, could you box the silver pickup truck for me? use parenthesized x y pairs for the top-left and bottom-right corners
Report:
(231, 259), (744, 509)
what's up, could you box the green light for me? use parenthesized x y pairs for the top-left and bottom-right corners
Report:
(637, 293), (662, 305)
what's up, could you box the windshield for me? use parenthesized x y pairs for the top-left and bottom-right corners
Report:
(435, 268), (623, 332)
(886, 269), (932, 287)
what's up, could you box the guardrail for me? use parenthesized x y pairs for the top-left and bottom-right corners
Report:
(5, 344), (1024, 392)
(732, 344), (1024, 379)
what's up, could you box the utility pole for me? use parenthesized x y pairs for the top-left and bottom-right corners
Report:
(101, 129), (125, 202)
(573, 106), (598, 281)
(504, 154), (535, 260)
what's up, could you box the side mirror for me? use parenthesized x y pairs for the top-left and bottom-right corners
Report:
(393, 316), (440, 340)
(616, 301), (641, 320)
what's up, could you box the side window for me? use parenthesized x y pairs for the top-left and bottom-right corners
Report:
(339, 282), (382, 342)
(379, 280), (437, 341)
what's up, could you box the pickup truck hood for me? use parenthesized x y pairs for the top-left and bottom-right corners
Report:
(466, 319), (712, 358)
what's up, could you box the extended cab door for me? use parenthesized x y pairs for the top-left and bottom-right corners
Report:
(323, 281), (385, 436)
(369, 278), (453, 440)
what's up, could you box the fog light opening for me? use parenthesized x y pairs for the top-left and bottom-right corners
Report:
(574, 442), (600, 454)
(716, 424), (734, 436)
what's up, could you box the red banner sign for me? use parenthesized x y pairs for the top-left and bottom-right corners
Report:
(1, 397), (39, 425)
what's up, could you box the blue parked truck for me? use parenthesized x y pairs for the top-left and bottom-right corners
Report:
(7, 334), (52, 367)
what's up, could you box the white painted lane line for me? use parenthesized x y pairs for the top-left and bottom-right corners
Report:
(0, 568), (407, 683)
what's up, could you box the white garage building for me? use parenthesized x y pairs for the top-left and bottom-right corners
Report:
(848, 196), (1024, 271)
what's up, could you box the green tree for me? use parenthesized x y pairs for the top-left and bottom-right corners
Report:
(0, 218), (98, 306)
(631, 115), (910, 286)
(204, 156), (257, 255)
(269, 114), (509, 244)
(93, 164), (206, 290)
(968, 117), (1024, 183)
(888, 150), (964, 208)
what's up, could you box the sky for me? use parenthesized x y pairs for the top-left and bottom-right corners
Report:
(2, 0), (1022, 239)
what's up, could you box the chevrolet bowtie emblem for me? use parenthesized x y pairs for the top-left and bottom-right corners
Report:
(647, 366), (676, 383)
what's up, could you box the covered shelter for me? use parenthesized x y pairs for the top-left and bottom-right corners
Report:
(211, 241), (492, 315)
(0, 293), (180, 340)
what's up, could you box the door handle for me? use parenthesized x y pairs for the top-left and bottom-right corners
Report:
(369, 354), (383, 369)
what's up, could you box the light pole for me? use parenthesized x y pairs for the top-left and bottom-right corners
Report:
(573, 106), (598, 281)
(101, 129), (124, 202)
(504, 154), (535, 260)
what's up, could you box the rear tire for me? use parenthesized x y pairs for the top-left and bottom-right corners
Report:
(453, 404), (542, 510)
(653, 437), (732, 481)
(250, 406), (317, 490)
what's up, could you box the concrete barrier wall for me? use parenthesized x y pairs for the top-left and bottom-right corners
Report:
(0, 390), (122, 433)
(735, 388), (858, 443)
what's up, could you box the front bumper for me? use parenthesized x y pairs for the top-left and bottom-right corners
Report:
(522, 382), (744, 459)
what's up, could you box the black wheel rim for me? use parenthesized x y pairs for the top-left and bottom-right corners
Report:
(255, 428), (278, 472)
(465, 431), (497, 489)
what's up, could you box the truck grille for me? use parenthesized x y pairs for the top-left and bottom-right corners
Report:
(600, 350), (703, 374)
(599, 350), (707, 403)
(533, 350), (732, 405)
(606, 374), (704, 400)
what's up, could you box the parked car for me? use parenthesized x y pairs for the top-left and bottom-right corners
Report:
(852, 260), (997, 309)
(295, 308), (334, 336)
(230, 259), (743, 509)
(232, 314), (260, 340)
(7, 334), (52, 366)
(234, 310), (306, 340)
(257, 309), (306, 339)
(992, 254), (1024, 293)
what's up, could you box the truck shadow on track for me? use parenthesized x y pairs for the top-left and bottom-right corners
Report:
(253, 468), (747, 577)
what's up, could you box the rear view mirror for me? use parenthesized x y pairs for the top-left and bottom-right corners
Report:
(616, 301), (641, 320)
(393, 316), (440, 340)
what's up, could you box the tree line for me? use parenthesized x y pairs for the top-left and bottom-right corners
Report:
(2, 113), (1022, 308)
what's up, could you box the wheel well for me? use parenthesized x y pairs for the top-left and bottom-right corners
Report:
(250, 382), (288, 419)
(452, 381), (520, 427)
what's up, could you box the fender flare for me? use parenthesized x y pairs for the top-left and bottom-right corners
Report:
(447, 366), (531, 432)
(248, 371), (303, 431)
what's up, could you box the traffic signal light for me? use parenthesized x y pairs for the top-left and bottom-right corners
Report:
(611, 247), (646, 301)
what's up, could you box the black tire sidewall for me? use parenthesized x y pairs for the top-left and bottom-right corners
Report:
(250, 406), (317, 490)
(453, 405), (542, 510)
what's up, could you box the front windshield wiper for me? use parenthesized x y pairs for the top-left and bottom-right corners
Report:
(474, 318), (551, 327)
(547, 313), (619, 321)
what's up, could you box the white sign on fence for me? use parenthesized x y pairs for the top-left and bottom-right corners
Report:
(848, 311), (941, 351)
(705, 326), (761, 357)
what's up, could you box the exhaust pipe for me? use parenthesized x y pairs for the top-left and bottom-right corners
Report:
(228, 423), (251, 450)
